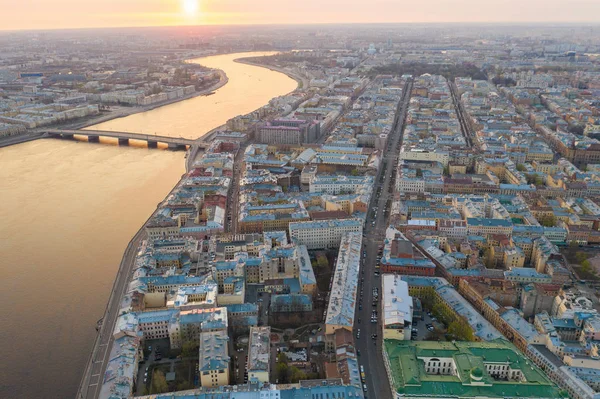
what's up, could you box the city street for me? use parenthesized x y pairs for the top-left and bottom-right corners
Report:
(355, 80), (412, 399)
(229, 143), (249, 234)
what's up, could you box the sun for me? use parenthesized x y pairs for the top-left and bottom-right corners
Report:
(182, 0), (199, 16)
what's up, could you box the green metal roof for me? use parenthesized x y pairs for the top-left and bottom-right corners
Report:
(384, 339), (563, 399)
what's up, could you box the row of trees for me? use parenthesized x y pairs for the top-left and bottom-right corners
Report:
(491, 76), (517, 86)
(538, 214), (558, 227)
(431, 303), (475, 341)
(367, 62), (488, 81)
(524, 173), (545, 187)
(275, 353), (318, 383)
(575, 251), (595, 276)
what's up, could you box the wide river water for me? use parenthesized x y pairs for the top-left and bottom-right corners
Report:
(0, 51), (295, 398)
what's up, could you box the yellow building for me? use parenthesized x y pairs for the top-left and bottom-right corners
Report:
(199, 331), (230, 388)
(448, 163), (467, 175)
(503, 247), (526, 269)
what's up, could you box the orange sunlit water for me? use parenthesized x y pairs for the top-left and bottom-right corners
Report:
(0, 52), (295, 398)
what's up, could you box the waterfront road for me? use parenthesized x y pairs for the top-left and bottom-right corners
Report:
(76, 179), (185, 399)
(0, 131), (45, 148)
(355, 80), (412, 399)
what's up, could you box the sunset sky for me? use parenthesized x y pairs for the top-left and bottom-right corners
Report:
(1, 0), (600, 31)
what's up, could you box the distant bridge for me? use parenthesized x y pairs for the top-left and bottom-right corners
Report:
(43, 129), (210, 151)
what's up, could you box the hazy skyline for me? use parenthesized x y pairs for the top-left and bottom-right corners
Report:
(2, 0), (600, 31)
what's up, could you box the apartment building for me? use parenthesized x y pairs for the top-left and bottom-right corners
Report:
(198, 330), (230, 388)
(289, 218), (363, 250)
(247, 326), (271, 383)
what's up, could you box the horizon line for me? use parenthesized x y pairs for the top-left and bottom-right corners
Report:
(3, 20), (600, 34)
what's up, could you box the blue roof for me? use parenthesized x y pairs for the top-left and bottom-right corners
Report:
(181, 309), (226, 328)
(513, 225), (544, 235)
(226, 303), (258, 313)
(271, 293), (313, 306)
(552, 318), (577, 329)
(500, 183), (536, 191)
(447, 268), (481, 277)
(505, 268), (552, 280)
(137, 309), (177, 324)
(283, 278), (301, 293)
(467, 217), (513, 227)
(215, 261), (238, 271)
(140, 275), (203, 287)
(289, 218), (362, 230)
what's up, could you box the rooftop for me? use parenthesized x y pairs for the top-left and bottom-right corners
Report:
(382, 275), (413, 328)
(325, 232), (362, 328)
(248, 326), (271, 375)
(384, 339), (561, 399)
(198, 330), (230, 372)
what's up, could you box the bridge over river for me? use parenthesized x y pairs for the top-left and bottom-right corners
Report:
(44, 129), (210, 150)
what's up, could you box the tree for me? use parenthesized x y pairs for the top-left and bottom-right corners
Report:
(534, 176), (545, 186)
(177, 381), (193, 391)
(539, 214), (557, 227)
(516, 164), (527, 172)
(569, 240), (579, 248)
(276, 353), (289, 383)
(581, 260), (592, 273)
(432, 303), (451, 325)
(317, 255), (329, 270)
(277, 353), (288, 364)
(525, 174), (536, 185)
(575, 251), (588, 264)
(150, 370), (169, 394)
(416, 168), (423, 178)
(448, 321), (475, 341)
(491, 76), (516, 86)
(351, 169), (360, 176)
(289, 366), (307, 383)
(181, 339), (197, 359)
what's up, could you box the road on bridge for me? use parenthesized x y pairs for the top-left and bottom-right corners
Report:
(45, 128), (196, 146)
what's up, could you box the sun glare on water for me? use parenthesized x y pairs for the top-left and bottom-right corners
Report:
(182, 0), (199, 16)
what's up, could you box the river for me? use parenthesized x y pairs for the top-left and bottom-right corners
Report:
(0, 51), (295, 398)
(87, 52), (297, 137)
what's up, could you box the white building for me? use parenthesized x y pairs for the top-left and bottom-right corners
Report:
(400, 148), (449, 166)
(289, 218), (363, 250)
(382, 275), (413, 340)
(309, 175), (373, 195)
(325, 232), (362, 336)
(397, 177), (426, 194)
(247, 326), (271, 383)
